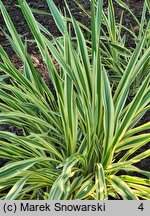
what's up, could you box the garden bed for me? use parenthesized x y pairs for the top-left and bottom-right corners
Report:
(0, 0), (149, 200)
(0, 0), (149, 169)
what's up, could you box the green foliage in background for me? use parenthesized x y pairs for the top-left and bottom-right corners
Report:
(72, 0), (150, 96)
(0, 0), (149, 200)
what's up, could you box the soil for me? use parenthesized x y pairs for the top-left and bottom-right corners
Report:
(0, 0), (149, 172)
(0, 0), (146, 76)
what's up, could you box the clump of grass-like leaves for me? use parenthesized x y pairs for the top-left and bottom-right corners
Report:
(0, 0), (149, 200)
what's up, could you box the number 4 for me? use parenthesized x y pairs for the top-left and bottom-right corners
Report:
(138, 203), (144, 211)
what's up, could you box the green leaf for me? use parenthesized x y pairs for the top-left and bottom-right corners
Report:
(102, 67), (114, 159)
(48, 154), (85, 200)
(109, 175), (138, 200)
(0, 158), (46, 180)
(95, 163), (107, 200)
(109, 43), (132, 57)
(74, 180), (95, 200)
(46, 0), (65, 34)
(5, 175), (30, 200)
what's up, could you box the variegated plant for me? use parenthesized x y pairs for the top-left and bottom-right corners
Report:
(71, 0), (150, 95)
(0, 0), (149, 200)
